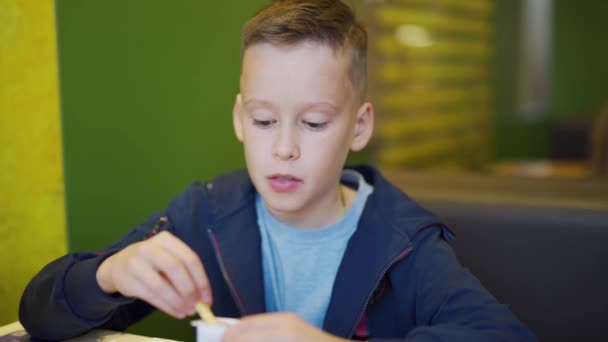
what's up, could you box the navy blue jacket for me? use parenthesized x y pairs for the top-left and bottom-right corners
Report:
(20, 165), (535, 341)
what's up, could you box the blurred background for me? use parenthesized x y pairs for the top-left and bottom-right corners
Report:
(1, 0), (607, 341)
(359, 0), (608, 178)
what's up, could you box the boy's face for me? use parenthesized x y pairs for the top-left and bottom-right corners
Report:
(233, 41), (373, 226)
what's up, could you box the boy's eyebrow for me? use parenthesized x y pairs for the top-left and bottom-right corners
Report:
(304, 102), (339, 113)
(244, 98), (339, 112)
(243, 98), (275, 108)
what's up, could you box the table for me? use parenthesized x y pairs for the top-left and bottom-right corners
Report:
(0, 322), (178, 342)
(485, 159), (589, 178)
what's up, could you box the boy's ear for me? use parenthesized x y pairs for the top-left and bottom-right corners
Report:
(351, 102), (374, 152)
(233, 94), (244, 142)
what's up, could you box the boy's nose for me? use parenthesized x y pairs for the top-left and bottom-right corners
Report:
(273, 128), (300, 161)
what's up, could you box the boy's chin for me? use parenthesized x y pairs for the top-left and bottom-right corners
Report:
(260, 190), (307, 212)
(262, 194), (301, 211)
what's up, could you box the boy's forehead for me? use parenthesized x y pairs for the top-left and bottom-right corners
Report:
(241, 41), (349, 74)
(240, 42), (353, 100)
(240, 43), (352, 107)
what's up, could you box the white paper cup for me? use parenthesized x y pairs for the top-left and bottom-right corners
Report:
(191, 317), (239, 342)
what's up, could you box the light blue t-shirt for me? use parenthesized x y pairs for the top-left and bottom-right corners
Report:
(256, 170), (373, 328)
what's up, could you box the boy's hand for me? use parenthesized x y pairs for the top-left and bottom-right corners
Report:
(223, 313), (349, 342)
(95, 231), (211, 319)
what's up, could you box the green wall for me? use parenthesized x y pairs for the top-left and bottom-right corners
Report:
(493, 0), (608, 160)
(493, 0), (549, 159)
(552, 0), (608, 118)
(56, 1), (267, 340)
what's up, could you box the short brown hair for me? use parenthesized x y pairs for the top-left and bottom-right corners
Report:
(242, 0), (368, 101)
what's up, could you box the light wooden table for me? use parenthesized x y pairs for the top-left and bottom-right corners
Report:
(0, 321), (179, 342)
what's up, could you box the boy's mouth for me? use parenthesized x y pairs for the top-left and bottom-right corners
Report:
(267, 174), (303, 192)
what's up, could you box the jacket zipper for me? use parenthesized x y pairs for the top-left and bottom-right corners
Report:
(347, 245), (414, 338)
(207, 228), (247, 316)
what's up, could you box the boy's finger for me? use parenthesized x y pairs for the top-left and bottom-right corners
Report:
(224, 331), (265, 342)
(238, 312), (285, 328)
(155, 232), (212, 301)
(142, 244), (197, 301)
(130, 280), (186, 319)
(128, 255), (185, 313)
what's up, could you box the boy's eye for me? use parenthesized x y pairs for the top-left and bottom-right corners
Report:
(252, 119), (275, 128)
(303, 121), (328, 130)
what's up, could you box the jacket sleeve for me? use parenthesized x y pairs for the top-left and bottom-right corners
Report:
(377, 227), (536, 342)
(18, 184), (204, 341)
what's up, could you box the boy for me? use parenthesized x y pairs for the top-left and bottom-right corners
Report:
(20, 1), (535, 341)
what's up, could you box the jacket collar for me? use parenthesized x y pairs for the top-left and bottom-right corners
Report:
(205, 169), (266, 315)
(209, 202), (267, 315)
(322, 165), (442, 337)
(322, 193), (413, 337)
(205, 165), (442, 334)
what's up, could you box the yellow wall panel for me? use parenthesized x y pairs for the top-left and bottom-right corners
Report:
(376, 6), (491, 34)
(366, 0), (494, 169)
(0, 0), (67, 325)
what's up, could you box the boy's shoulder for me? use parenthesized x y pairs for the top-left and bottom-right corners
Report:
(148, 170), (254, 237)
(167, 169), (255, 221)
(349, 165), (450, 242)
(349, 165), (432, 214)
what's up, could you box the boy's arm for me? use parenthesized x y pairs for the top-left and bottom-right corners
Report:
(19, 182), (210, 340)
(382, 228), (536, 342)
(18, 213), (166, 340)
